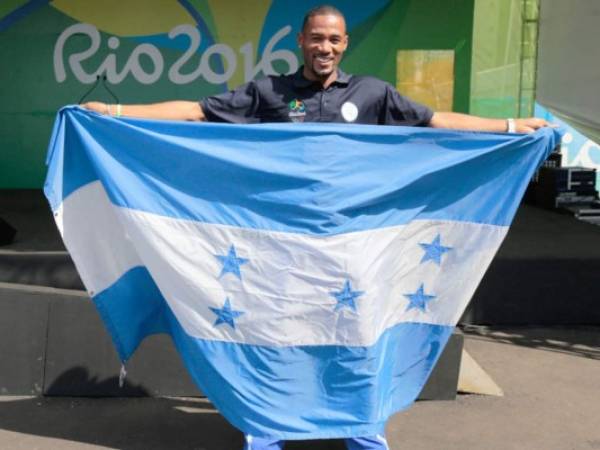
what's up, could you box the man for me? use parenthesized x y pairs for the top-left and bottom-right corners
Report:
(84, 6), (548, 133)
(84, 5), (549, 449)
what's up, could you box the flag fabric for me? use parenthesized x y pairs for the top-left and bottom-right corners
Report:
(45, 106), (560, 439)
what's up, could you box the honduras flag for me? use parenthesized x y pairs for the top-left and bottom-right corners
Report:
(45, 106), (559, 439)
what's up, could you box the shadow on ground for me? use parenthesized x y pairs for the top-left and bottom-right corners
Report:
(461, 325), (600, 360)
(0, 394), (347, 450)
(45, 367), (150, 397)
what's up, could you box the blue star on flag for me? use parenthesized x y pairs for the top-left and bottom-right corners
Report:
(330, 280), (364, 312)
(215, 245), (248, 280)
(419, 234), (452, 265)
(209, 298), (244, 329)
(404, 283), (436, 312)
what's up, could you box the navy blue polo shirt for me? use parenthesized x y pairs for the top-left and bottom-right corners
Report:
(200, 68), (433, 126)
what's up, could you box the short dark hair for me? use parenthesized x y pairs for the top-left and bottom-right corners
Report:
(301, 5), (345, 31)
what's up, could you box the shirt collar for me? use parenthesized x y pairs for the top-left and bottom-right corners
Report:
(293, 67), (351, 88)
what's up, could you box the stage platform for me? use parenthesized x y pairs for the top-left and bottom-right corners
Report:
(2, 189), (600, 397)
(463, 200), (600, 325)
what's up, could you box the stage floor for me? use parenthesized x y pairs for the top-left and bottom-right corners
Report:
(0, 326), (597, 450)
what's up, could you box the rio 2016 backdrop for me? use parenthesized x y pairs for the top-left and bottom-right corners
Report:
(0, 0), (474, 188)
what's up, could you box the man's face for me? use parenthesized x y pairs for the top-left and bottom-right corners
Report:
(298, 14), (348, 81)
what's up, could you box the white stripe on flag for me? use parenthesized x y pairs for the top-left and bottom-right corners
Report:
(55, 181), (142, 295)
(58, 181), (507, 347)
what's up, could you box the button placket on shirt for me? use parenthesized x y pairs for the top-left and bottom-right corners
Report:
(318, 89), (325, 121)
(320, 86), (334, 122)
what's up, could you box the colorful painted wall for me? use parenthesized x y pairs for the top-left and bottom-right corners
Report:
(0, 0), (475, 188)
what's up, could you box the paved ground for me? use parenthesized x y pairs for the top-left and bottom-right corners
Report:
(0, 326), (598, 450)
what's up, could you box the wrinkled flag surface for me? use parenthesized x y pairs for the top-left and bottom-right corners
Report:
(45, 106), (559, 439)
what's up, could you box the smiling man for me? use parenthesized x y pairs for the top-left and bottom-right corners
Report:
(83, 5), (549, 450)
(299, 7), (347, 86)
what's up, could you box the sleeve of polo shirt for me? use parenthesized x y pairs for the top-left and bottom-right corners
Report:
(380, 83), (433, 126)
(200, 81), (260, 123)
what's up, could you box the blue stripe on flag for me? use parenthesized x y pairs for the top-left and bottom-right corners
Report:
(92, 266), (453, 439)
(45, 107), (560, 232)
(94, 266), (169, 360)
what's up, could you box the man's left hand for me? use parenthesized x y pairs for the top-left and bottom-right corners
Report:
(514, 117), (551, 133)
(429, 112), (553, 134)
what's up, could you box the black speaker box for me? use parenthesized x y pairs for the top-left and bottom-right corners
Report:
(0, 217), (16, 246)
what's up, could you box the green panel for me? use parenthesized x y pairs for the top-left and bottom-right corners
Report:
(345, 0), (473, 113)
(471, 0), (515, 117)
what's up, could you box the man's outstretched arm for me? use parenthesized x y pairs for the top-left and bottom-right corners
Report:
(82, 101), (205, 121)
(429, 111), (550, 133)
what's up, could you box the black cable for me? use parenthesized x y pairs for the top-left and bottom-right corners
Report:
(102, 75), (120, 104)
(77, 75), (101, 104)
(77, 75), (120, 104)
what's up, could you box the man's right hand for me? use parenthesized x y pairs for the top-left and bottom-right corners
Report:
(80, 101), (206, 121)
(82, 101), (110, 115)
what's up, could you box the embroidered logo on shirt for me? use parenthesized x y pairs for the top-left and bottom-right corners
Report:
(288, 99), (306, 123)
(341, 102), (358, 122)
